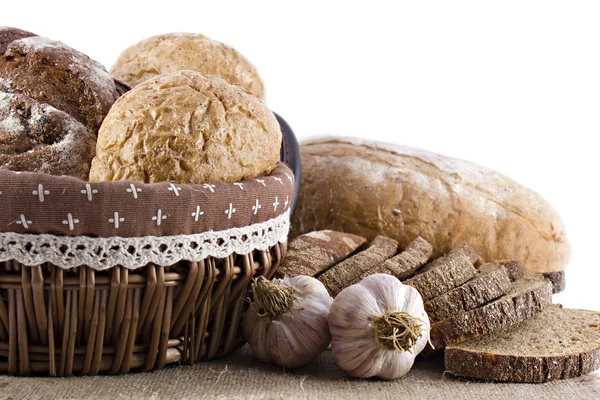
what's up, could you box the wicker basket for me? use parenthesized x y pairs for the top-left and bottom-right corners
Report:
(0, 116), (299, 376)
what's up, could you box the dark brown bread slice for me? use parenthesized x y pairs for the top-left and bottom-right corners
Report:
(425, 264), (511, 323)
(274, 230), (366, 278)
(543, 271), (566, 294)
(318, 235), (398, 296)
(430, 275), (553, 349)
(417, 244), (481, 276)
(404, 253), (476, 301)
(349, 236), (433, 285)
(445, 306), (600, 382)
(493, 260), (525, 281)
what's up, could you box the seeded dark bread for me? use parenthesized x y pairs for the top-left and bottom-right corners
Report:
(429, 276), (553, 349)
(488, 260), (524, 281)
(425, 264), (512, 323)
(404, 251), (477, 301)
(292, 138), (571, 278)
(0, 32), (121, 133)
(542, 271), (566, 294)
(445, 306), (600, 382)
(317, 235), (398, 296)
(275, 230), (367, 278)
(0, 92), (95, 179)
(352, 236), (433, 283)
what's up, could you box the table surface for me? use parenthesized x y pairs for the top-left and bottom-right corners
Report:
(1, 346), (599, 400)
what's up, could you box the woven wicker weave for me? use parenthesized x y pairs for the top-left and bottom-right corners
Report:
(0, 245), (286, 376)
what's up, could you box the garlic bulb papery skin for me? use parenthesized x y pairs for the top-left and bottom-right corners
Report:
(329, 273), (430, 380)
(242, 275), (333, 369)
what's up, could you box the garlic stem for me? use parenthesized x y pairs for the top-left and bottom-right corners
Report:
(252, 276), (294, 319)
(374, 311), (423, 352)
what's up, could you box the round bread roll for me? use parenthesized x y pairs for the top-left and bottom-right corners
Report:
(0, 92), (96, 179)
(89, 70), (281, 184)
(0, 31), (121, 133)
(110, 33), (265, 100)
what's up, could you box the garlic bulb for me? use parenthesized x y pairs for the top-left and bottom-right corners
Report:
(242, 275), (333, 368)
(329, 273), (430, 380)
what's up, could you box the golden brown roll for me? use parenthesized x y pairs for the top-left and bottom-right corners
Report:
(89, 70), (281, 184)
(111, 33), (265, 100)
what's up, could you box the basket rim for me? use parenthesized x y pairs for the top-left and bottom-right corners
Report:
(0, 162), (294, 239)
(0, 210), (290, 270)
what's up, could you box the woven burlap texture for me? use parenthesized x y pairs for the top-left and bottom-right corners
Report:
(1, 345), (599, 400)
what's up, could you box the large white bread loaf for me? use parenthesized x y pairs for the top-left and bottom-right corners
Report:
(291, 137), (570, 275)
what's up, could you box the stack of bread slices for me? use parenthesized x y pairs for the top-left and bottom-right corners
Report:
(276, 230), (600, 383)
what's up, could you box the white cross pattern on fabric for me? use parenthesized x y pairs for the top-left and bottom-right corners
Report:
(273, 177), (283, 185)
(192, 205), (204, 221)
(252, 199), (262, 215)
(32, 184), (50, 202)
(168, 183), (182, 197)
(126, 184), (142, 199)
(273, 196), (280, 211)
(16, 214), (32, 229)
(284, 196), (289, 210)
(224, 203), (236, 219)
(284, 172), (293, 183)
(233, 183), (244, 190)
(80, 184), (98, 201)
(108, 212), (125, 229)
(62, 213), (79, 231)
(152, 209), (167, 226)
(256, 179), (266, 187)
(203, 184), (216, 193)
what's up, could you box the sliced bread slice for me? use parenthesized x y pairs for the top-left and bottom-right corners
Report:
(349, 236), (433, 285)
(542, 271), (566, 294)
(429, 275), (553, 349)
(445, 305), (600, 382)
(275, 230), (366, 278)
(487, 260), (524, 281)
(425, 263), (511, 323)
(318, 235), (398, 296)
(404, 253), (477, 301)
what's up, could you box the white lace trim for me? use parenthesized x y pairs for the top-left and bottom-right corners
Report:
(0, 211), (290, 270)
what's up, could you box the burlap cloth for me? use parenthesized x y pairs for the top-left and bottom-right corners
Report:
(1, 345), (598, 399)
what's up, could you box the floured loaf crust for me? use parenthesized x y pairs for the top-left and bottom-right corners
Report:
(89, 70), (281, 184)
(0, 92), (95, 179)
(0, 31), (121, 133)
(111, 32), (265, 100)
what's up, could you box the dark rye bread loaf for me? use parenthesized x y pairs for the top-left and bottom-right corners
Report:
(274, 230), (366, 278)
(404, 251), (477, 301)
(424, 263), (512, 323)
(429, 276), (553, 349)
(318, 235), (398, 296)
(445, 306), (600, 382)
(0, 29), (121, 133)
(0, 93), (96, 179)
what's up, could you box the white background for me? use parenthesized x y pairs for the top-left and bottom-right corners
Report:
(3, 1), (599, 310)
